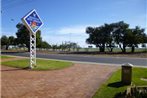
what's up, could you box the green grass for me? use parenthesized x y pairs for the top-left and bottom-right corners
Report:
(2, 59), (72, 71)
(93, 67), (147, 98)
(1, 55), (15, 59)
(132, 67), (147, 85)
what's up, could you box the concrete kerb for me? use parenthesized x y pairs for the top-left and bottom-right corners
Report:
(1, 54), (147, 68)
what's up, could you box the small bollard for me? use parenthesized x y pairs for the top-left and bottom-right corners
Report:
(121, 63), (133, 85)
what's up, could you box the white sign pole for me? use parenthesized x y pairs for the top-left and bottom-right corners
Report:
(22, 9), (43, 69)
(30, 33), (36, 69)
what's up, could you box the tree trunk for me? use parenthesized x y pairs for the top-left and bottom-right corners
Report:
(107, 47), (113, 52)
(119, 44), (123, 52)
(131, 46), (135, 53)
(122, 45), (126, 53)
(110, 48), (113, 52)
(6, 45), (9, 50)
(26, 44), (30, 52)
(99, 46), (105, 52)
(99, 43), (105, 52)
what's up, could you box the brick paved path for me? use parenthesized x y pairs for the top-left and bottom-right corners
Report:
(1, 62), (118, 98)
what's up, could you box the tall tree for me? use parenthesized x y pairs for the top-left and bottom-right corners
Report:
(126, 26), (145, 52)
(112, 21), (129, 53)
(16, 23), (30, 51)
(104, 24), (115, 52)
(1, 35), (9, 50)
(86, 21), (146, 53)
(1, 35), (16, 50)
(86, 26), (105, 52)
(9, 36), (15, 46)
(86, 24), (114, 52)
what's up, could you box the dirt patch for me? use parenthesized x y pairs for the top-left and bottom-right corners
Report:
(1, 63), (118, 98)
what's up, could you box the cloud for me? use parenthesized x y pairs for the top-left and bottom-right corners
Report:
(42, 24), (99, 35)
(41, 24), (99, 47)
(57, 25), (85, 34)
(57, 24), (99, 35)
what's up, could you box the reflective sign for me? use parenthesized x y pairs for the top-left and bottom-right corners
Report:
(22, 9), (43, 33)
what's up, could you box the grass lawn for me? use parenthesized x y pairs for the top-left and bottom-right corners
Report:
(1, 55), (15, 59)
(2, 59), (72, 71)
(93, 67), (147, 98)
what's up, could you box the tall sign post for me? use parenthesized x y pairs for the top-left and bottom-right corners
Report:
(22, 9), (43, 69)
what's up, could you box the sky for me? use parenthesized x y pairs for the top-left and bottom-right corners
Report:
(1, 0), (146, 47)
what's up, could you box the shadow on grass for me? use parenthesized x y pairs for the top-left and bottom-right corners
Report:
(107, 81), (127, 88)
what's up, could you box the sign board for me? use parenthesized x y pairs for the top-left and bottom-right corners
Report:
(22, 9), (43, 33)
(22, 9), (43, 69)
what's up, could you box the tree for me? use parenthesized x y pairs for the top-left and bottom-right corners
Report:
(70, 42), (79, 51)
(59, 44), (67, 51)
(86, 21), (147, 53)
(1, 35), (9, 50)
(86, 24), (114, 52)
(52, 44), (58, 51)
(126, 27), (145, 52)
(16, 23), (42, 51)
(104, 24), (115, 52)
(86, 26), (105, 52)
(1, 35), (16, 50)
(112, 21), (129, 53)
(36, 30), (42, 48)
(41, 41), (51, 49)
(16, 23), (30, 51)
(141, 32), (147, 48)
(67, 42), (79, 51)
(9, 36), (15, 46)
(57, 42), (80, 52)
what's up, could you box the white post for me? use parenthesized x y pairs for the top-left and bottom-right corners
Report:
(30, 32), (36, 69)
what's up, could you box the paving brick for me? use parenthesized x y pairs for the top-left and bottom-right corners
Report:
(1, 63), (118, 98)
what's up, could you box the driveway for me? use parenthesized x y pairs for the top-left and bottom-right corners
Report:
(1, 63), (118, 98)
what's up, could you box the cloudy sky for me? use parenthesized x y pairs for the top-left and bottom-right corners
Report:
(1, 0), (146, 47)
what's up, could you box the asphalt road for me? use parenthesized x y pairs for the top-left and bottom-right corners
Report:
(2, 52), (147, 66)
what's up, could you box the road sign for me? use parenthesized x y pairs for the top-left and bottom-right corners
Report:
(22, 9), (43, 34)
(22, 9), (43, 69)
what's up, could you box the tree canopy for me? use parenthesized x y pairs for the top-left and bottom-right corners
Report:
(1, 35), (16, 50)
(86, 21), (147, 53)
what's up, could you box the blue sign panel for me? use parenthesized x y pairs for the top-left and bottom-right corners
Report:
(22, 9), (43, 33)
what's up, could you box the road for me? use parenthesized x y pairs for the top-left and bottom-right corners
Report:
(2, 52), (147, 66)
